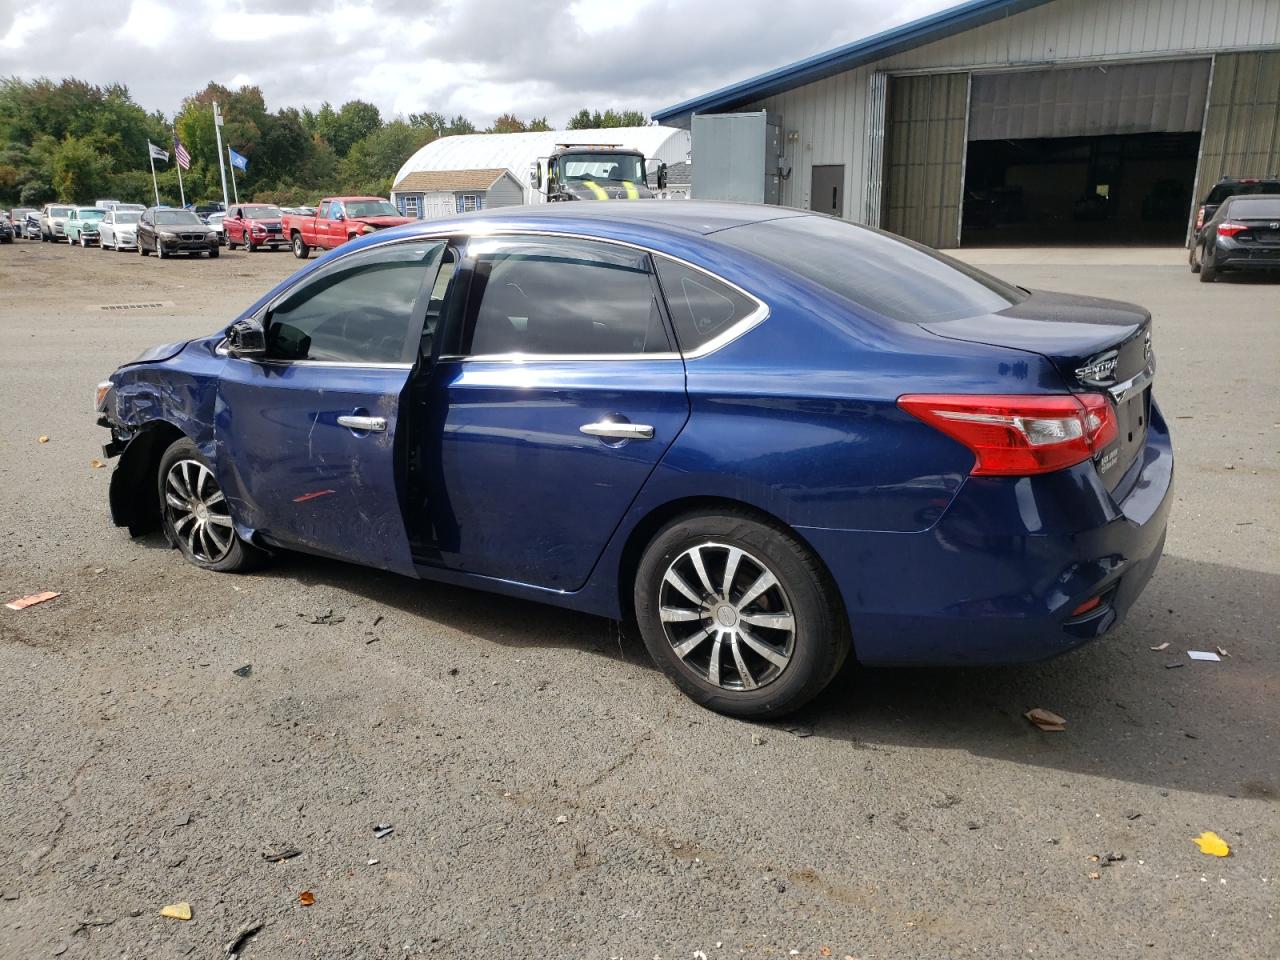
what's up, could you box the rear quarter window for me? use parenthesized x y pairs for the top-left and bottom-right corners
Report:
(653, 256), (760, 352)
(717, 215), (1024, 324)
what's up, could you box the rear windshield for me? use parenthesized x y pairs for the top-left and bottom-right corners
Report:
(717, 215), (1025, 323)
(1224, 197), (1280, 218)
(1206, 181), (1280, 204)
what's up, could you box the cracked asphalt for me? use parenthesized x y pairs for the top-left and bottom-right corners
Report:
(0, 238), (1276, 959)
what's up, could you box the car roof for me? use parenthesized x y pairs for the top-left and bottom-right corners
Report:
(417, 200), (811, 237)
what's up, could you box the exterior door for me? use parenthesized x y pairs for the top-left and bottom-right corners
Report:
(417, 234), (689, 590)
(214, 239), (446, 575)
(810, 165), (844, 217)
(326, 199), (347, 247)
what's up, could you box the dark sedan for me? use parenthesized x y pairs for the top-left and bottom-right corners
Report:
(137, 208), (220, 259)
(95, 202), (1171, 717)
(1195, 194), (1280, 281)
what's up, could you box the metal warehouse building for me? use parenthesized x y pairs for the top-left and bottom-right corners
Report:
(653, 0), (1280, 248)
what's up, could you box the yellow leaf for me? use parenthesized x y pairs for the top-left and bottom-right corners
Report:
(1193, 831), (1230, 857)
(38, 436), (50, 444)
(299, 890), (316, 906)
(160, 902), (192, 921)
(89, 458), (105, 469)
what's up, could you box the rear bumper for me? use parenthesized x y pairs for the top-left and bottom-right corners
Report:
(1215, 239), (1280, 269)
(803, 402), (1174, 665)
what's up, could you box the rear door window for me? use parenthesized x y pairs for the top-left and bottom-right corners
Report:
(265, 241), (445, 364)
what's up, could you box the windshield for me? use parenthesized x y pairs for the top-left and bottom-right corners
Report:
(343, 200), (399, 218)
(155, 210), (203, 225)
(51, 207), (73, 217)
(77, 209), (105, 221)
(1226, 197), (1280, 218)
(717, 215), (1025, 324)
(242, 205), (283, 219)
(561, 153), (644, 183)
(114, 212), (141, 224)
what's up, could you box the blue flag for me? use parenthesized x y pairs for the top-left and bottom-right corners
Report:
(228, 147), (249, 172)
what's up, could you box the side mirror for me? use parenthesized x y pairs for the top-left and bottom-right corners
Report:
(226, 319), (266, 359)
(528, 162), (541, 189)
(656, 162), (668, 190)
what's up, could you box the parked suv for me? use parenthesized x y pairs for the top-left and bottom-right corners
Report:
(1190, 176), (1280, 270)
(137, 207), (220, 259)
(40, 203), (76, 241)
(224, 203), (286, 251)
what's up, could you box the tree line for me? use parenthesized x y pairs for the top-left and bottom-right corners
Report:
(0, 77), (649, 209)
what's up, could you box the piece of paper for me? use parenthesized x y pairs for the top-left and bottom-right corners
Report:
(1187, 650), (1221, 662)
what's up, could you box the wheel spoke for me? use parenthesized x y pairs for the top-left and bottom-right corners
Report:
(204, 520), (229, 553)
(197, 464), (214, 498)
(660, 606), (703, 623)
(168, 471), (191, 500)
(688, 545), (716, 596)
(663, 568), (703, 606)
(730, 635), (758, 690)
(739, 610), (794, 631)
(172, 511), (196, 533)
(165, 492), (188, 510)
(671, 626), (712, 660)
(739, 625), (790, 670)
(707, 631), (723, 686)
(735, 570), (777, 612)
(721, 547), (742, 599)
(205, 490), (225, 507)
(185, 520), (201, 556)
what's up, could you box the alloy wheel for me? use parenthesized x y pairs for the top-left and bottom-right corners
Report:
(658, 542), (796, 691)
(163, 459), (235, 563)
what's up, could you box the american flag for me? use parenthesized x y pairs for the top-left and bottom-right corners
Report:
(173, 137), (191, 171)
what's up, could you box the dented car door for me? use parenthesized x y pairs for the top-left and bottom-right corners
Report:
(213, 239), (446, 575)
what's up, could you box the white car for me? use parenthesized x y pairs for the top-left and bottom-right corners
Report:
(205, 212), (226, 244)
(99, 209), (141, 251)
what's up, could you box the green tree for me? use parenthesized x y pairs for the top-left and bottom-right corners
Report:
(50, 135), (111, 201)
(566, 108), (648, 129)
(339, 120), (431, 195)
(488, 113), (527, 134)
(326, 100), (382, 156)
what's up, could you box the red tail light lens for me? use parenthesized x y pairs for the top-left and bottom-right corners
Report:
(1217, 221), (1248, 238)
(898, 394), (1119, 476)
(1195, 206), (1205, 230)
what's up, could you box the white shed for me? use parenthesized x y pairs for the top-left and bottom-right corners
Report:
(391, 127), (692, 213)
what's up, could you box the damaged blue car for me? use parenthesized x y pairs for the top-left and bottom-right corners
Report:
(97, 201), (1172, 717)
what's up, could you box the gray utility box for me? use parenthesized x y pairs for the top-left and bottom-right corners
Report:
(691, 111), (783, 204)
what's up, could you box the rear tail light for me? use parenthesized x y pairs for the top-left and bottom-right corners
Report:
(1217, 221), (1248, 238)
(1195, 206), (1206, 230)
(1070, 595), (1103, 617)
(898, 393), (1118, 476)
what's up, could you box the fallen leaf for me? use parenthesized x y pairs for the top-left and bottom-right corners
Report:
(298, 891), (315, 906)
(1088, 871), (1101, 880)
(1216, 646), (1230, 658)
(38, 436), (49, 444)
(160, 902), (192, 921)
(1025, 708), (1066, 732)
(89, 458), (105, 469)
(1193, 831), (1230, 857)
(5, 591), (60, 611)
(820, 949), (833, 957)
(1149, 642), (1170, 651)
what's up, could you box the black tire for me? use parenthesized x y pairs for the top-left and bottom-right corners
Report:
(138, 238), (148, 256)
(1189, 241), (1200, 274)
(157, 437), (266, 573)
(292, 234), (309, 259)
(1199, 243), (1216, 282)
(227, 237), (237, 250)
(634, 510), (850, 718)
(157, 238), (169, 260)
(208, 247), (219, 258)
(246, 236), (257, 252)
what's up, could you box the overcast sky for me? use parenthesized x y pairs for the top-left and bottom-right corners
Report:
(0, 0), (956, 126)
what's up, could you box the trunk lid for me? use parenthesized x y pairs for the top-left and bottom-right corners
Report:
(923, 290), (1154, 491)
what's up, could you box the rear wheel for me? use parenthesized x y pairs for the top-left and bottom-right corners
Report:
(1199, 242), (1217, 282)
(292, 234), (309, 259)
(158, 438), (266, 573)
(1189, 241), (1201, 273)
(634, 511), (849, 718)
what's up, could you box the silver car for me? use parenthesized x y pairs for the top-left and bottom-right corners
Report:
(40, 203), (75, 241)
(99, 209), (142, 251)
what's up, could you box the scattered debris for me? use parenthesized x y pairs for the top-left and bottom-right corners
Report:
(366, 859), (379, 866)
(1124, 811), (1142, 821)
(262, 847), (301, 862)
(447, 667), (459, 676)
(1024, 708), (1066, 732)
(38, 435), (49, 444)
(364, 637), (380, 645)
(555, 815), (568, 824)
(225, 920), (264, 957)
(89, 458), (105, 469)
(751, 733), (764, 746)
(5, 590), (60, 611)
(965, 820), (982, 830)
(1164, 662), (1184, 669)
(1224, 463), (1234, 470)
(301, 609), (345, 625)
(1193, 831), (1230, 857)
(1149, 642), (1170, 651)
(785, 725), (813, 738)
(160, 902), (193, 921)
(298, 891), (315, 907)
(1090, 852), (1125, 866)
(1216, 646), (1230, 658)
(372, 615), (384, 627)
(1187, 650), (1221, 662)
(820, 949), (833, 958)
(1088, 871), (1101, 880)
(373, 824), (394, 839)
(232, 664), (252, 678)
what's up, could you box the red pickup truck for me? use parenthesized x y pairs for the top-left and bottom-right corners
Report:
(283, 196), (414, 259)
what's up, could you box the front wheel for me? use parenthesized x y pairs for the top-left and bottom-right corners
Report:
(158, 438), (266, 573)
(157, 238), (168, 259)
(634, 511), (850, 718)
(80, 234), (89, 248)
(292, 235), (309, 259)
(207, 247), (219, 258)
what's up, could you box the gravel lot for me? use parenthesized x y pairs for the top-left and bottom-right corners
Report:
(0, 237), (1276, 959)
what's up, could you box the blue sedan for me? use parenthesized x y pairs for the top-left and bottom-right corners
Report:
(96, 202), (1172, 717)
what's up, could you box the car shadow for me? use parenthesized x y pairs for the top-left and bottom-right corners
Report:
(255, 549), (1277, 801)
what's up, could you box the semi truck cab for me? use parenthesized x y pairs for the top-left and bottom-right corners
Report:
(529, 145), (667, 202)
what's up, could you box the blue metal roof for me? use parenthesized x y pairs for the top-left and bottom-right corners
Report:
(651, 0), (1054, 122)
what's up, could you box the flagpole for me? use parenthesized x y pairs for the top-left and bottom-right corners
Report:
(228, 147), (240, 204)
(147, 144), (160, 206)
(172, 128), (186, 208)
(212, 101), (230, 211)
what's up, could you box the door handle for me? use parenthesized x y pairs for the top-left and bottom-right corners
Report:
(337, 414), (387, 433)
(579, 421), (654, 440)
